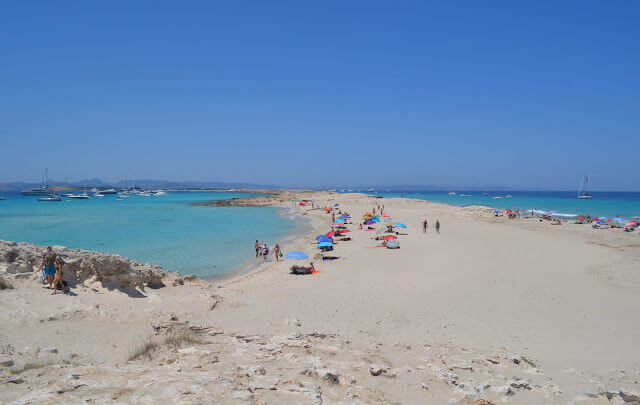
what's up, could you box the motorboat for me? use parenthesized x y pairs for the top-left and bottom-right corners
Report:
(99, 188), (117, 194)
(117, 192), (131, 198)
(38, 194), (61, 202)
(94, 193), (105, 198)
(505, 195), (512, 198)
(460, 194), (471, 197)
(0, 196), (7, 200)
(68, 192), (91, 200)
(493, 196), (502, 199)
(21, 169), (52, 196)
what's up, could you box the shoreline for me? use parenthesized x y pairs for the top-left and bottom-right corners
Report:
(3, 190), (640, 403)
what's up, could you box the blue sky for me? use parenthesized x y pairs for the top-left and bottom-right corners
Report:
(1, 1), (639, 190)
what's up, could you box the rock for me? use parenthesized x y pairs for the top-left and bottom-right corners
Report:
(7, 377), (24, 384)
(0, 239), (177, 290)
(490, 385), (514, 395)
(67, 374), (81, 380)
(369, 365), (387, 376)
(0, 359), (14, 367)
(420, 383), (429, 390)
(511, 357), (521, 365)
(315, 368), (340, 384)
(619, 390), (640, 402)
(285, 318), (302, 327)
(486, 357), (500, 365)
(509, 379), (531, 390)
(44, 347), (58, 354)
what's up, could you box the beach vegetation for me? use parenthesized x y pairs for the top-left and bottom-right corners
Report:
(127, 330), (209, 361)
(520, 356), (537, 368)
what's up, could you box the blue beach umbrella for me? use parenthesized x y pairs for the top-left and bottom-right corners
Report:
(317, 241), (334, 248)
(493, 210), (500, 213)
(335, 218), (345, 223)
(285, 251), (309, 260)
(340, 215), (348, 219)
(613, 217), (624, 222)
(394, 222), (407, 228)
(596, 220), (606, 225)
(334, 204), (339, 206)
(316, 235), (331, 242)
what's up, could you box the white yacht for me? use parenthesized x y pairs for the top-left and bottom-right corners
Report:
(68, 192), (91, 200)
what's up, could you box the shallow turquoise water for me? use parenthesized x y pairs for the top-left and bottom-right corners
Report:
(0, 191), (297, 278)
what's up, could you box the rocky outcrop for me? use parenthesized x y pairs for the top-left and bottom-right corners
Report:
(0, 240), (177, 290)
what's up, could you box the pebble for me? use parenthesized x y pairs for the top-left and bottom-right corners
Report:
(8, 377), (24, 384)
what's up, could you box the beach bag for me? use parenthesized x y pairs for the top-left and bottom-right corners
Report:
(280, 252), (283, 257)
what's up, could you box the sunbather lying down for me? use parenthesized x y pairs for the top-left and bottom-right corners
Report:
(290, 262), (321, 275)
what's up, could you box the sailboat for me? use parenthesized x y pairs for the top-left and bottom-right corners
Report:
(577, 176), (593, 199)
(448, 187), (457, 195)
(21, 169), (52, 196)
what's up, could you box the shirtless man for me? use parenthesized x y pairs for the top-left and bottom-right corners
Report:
(255, 240), (261, 258)
(435, 220), (440, 234)
(41, 246), (57, 288)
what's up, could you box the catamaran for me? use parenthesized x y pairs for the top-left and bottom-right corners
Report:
(577, 176), (593, 199)
(21, 169), (52, 196)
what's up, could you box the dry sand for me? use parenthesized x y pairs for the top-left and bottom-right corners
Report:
(2, 190), (640, 404)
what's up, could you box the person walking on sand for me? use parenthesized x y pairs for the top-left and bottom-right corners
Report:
(255, 240), (261, 258)
(274, 244), (281, 261)
(422, 219), (428, 233)
(41, 246), (57, 289)
(262, 243), (269, 262)
(435, 220), (440, 234)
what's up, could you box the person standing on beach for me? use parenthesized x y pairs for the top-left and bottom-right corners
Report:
(274, 244), (281, 261)
(435, 220), (440, 234)
(422, 219), (427, 233)
(41, 246), (57, 288)
(52, 256), (66, 295)
(255, 240), (261, 258)
(262, 243), (269, 262)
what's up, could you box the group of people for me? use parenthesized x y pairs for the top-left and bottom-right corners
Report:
(41, 246), (68, 294)
(254, 240), (281, 262)
(421, 219), (440, 234)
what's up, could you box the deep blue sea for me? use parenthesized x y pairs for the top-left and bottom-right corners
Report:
(0, 191), (297, 278)
(364, 190), (640, 220)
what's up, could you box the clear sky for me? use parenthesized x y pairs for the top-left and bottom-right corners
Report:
(1, 1), (639, 190)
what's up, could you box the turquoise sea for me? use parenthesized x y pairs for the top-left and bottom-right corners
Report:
(0, 191), (298, 279)
(366, 190), (640, 220)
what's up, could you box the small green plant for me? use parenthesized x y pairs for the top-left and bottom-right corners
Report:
(520, 356), (537, 368)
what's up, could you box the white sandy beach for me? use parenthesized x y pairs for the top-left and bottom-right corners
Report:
(2, 190), (640, 403)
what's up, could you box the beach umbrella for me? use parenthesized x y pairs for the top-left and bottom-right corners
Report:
(285, 251), (309, 260)
(596, 220), (606, 225)
(371, 218), (380, 223)
(317, 241), (334, 248)
(577, 216), (586, 220)
(365, 220), (375, 225)
(613, 217), (624, 222)
(394, 222), (407, 228)
(339, 229), (350, 234)
(592, 218), (599, 221)
(383, 235), (397, 240)
(385, 239), (399, 248)
(629, 220), (639, 225)
(365, 212), (372, 216)
(316, 235), (331, 242)
(340, 215), (348, 219)
(493, 210), (500, 214)
(326, 231), (335, 237)
(383, 213), (390, 217)
(335, 218), (345, 223)
(334, 204), (339, 207)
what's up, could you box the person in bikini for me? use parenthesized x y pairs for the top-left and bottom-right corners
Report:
(52, 256), (67, 294)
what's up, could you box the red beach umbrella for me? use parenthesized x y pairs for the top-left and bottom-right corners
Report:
(326, 231), (335, 237)
(339, 229), (350, 234)
(383, 235), (397, 240)
(630, 220), (639, 225)
(607, 219), (613, 222)
(577, 216), (586, 220)
(592, 218), (599, 221)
